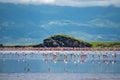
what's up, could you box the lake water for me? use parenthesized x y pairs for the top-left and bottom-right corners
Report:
(0, 50), (120, 80)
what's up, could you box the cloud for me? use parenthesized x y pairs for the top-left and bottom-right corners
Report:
(0, 0), (120, 7)
(89, 19), (120, 28)
(66, 31), (102, 41)
(66, 31), (120, 41)
(41, 19), (120, 29)
(40, 20), (120, 41)
(0, 0), (55, 4)
(41, 20), (88, 29)
(56, 0), (120, 7)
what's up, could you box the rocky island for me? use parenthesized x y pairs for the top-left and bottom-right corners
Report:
(0, 34), (120, 48)
(33, 34), (92, 47)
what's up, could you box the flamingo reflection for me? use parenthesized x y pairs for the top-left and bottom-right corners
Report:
(42, 53), (48, 64)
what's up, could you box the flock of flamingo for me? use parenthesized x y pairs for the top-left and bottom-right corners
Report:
(0, 47), (118, 65)
(42, 51), (117, 65)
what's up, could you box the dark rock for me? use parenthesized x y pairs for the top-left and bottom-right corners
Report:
(0, 44), (3, 47)
(43, 34), (92, 47)
(33, 44), (44, 47)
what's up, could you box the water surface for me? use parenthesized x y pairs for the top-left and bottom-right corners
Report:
(0, 51), (120, 80)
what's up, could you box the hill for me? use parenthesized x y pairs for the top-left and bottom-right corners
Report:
(41, 34), (92, 47)
(1, 34), (120, 48)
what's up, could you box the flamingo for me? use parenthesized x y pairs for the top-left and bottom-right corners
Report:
(43, 53), (48, 63)
(64, 54), (67, 64)
(103, 52), (108, 64)
(112, 51), (117, 64)
(73, 54), (76, 64)
(92, 54), (94, 64)
(80, 52), (87, 64)
(2, 53), (6, 62)
(70, 53), (73, 61)
(77, 53), (80, 63)
(15, 52), (20, 62)
(98, 53), (101, 64)
(42, 53), (45, 61)
(22, 52), (27, 62)
(53, 52), (58, 64)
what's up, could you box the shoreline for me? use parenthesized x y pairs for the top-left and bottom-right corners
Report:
(0, 47), (120, 51)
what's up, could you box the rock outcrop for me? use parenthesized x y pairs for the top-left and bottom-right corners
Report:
(43, 34), (92, 47)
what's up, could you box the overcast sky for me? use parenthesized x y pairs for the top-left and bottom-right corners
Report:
(0, 0), (120, 7)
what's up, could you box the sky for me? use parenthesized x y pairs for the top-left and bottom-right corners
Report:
(0, 0), (120, 45)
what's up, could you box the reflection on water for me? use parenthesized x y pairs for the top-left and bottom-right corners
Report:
(0, 73), (120, 80)
(0, 51), (120, 73)
(0, 50), (120, 80)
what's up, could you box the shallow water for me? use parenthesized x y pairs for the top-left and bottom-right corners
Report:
(0, 51), (120, 80)
(0, 73), (120, 80)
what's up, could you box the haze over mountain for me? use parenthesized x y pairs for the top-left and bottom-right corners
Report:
(0, 0), (120, 45)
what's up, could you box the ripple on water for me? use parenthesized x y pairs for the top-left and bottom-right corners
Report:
(0, 73), (120, 80)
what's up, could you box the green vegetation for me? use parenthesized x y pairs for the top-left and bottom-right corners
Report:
(0, 34), (120, 48)
(48, 34), (120, 48)
(44, 34), (92, 47)
(48, 34), (85, 42)
(90, 42), (120, 48)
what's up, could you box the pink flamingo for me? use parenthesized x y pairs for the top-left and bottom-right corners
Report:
(103, 52), (108, 64)
(80, 52), (87, 64)
(74, 54), (76, 64)
(53, 52), (59, 64)
(112, 51), (117, 64)
(64, 54), (67, 64)
(70, 53), (73, 61)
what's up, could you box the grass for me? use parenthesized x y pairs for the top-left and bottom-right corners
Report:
(1, 34), (120, 48)
(47, 34), (86, 42)
(90, 41), (120, 48)
(48, 34), (120, 48)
